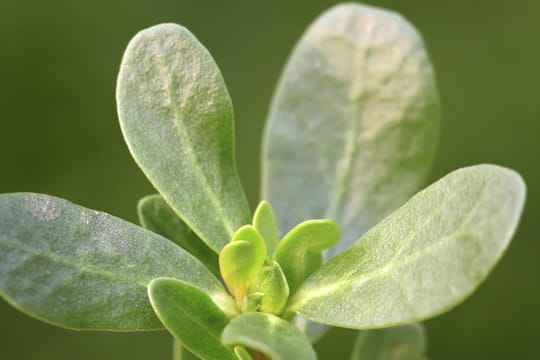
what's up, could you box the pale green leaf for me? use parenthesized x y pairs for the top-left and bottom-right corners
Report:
(289, 165), (526, 328)
(0, 193), (228, 330)
(253, 201), (280, 256)
(351, 324), (427, 360)
(138, 194), (219, 277)
(219, 240), (265, 303)
(274, 219), (339, 293)
(232, 225), (267, 261)
(148, 278), (236, 360)
(117, 23), (250, 252)
(253, 262), (289, 315)
(221, 312), (316, 360)
(262, 3), (440, 258)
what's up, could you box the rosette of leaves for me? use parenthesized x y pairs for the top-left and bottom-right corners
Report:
(0, 3), (526, 360)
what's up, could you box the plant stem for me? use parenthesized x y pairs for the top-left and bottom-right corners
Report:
(172, 338), (181, 360)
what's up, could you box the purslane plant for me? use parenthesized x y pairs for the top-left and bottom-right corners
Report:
(0, 3), (526, 360)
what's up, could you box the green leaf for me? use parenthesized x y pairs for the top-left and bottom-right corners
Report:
(138, 194), (219, 277)
(148, 278), (236, 360)
(231, 225), (267, 261)
(274, 219), (340, 293)
(253, 262), (289, 315)
(117, 23), (250, 252)
(262, 3), (440, 258)
(219, 240), (265, 303)
(0, 193), (229, 330)
(288, 165), (526, 328)
(221, 312), (317, 360)
(351, 324), (427, 360)
(253, 201), (280, 256)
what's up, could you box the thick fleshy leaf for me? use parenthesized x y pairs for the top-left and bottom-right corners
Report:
(148, 278), (236, 360)
(351, 324), (427, 360)
(253, 262), (289, 315)
(138, 194), (219, 277)
(220, 241), (265, 303)
(262, 3), (440, 258)
(252, 201), (280, 256)
(231, 225), (267, 261)
(274, 219), (339, 293)
(288, 165), (526, 328)
(0, 193), (228, 330)
(221, 312), (316, 360)
(117, 23), (250, 252)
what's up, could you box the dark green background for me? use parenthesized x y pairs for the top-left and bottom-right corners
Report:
(1, 0), (538, 359)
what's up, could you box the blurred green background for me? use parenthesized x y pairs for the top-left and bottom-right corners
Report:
(1, 0), (538, 359)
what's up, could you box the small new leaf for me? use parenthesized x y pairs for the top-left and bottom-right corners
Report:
(231, 225), (267, 261)
(274, 219), (340, 293)
(253, 200), (280, 256)
(253, 262), (289, 315)
(221, 312), (317, 360)
(289, 165), (526, 329)
(219, 239), (265, 303)
(148, 278), (236, 360)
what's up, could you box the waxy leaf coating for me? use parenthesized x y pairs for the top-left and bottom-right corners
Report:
(351, 324), (427, 360)
(117, 23), (250, 252)
(221, 312), (317, 360)
(138, 194), (220, 277)
(289, 165), (525, 329)
(148, 278), (236, 360)
(0, 193), (226, 330)
(262, 3), (440, 258)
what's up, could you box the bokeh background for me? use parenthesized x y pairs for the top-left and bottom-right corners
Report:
(1, 0), (538, 359)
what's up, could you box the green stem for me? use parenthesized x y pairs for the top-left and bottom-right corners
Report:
(172, 338), (181, 360)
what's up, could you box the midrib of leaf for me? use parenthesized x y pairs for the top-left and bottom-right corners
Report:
(292, 183), (500, 310)
(151, 48), (235, 237)
(324, 24), (375, 222)
(163, 292), (227, 340)
(2, 240), (148, 287)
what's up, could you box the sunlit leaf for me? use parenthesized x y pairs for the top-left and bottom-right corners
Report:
(262, 3), (440, 259)
(117, 23), (250, 252)
(274, 219), (339, 293)
(289, 165), (525, 328)
(253, 201), (280, 257)
(0, 193), (227, 330)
